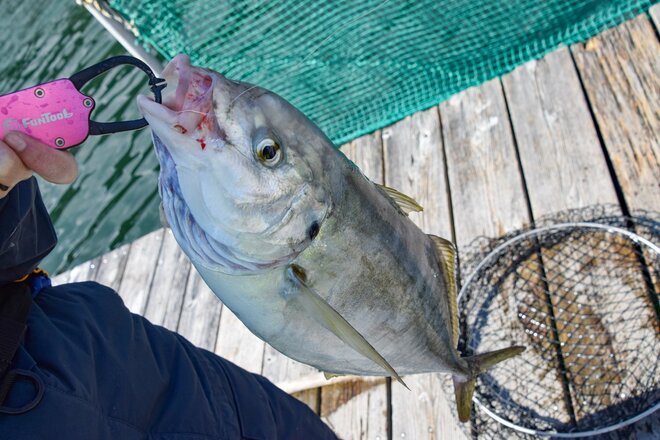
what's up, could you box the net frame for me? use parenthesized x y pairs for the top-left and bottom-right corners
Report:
(456, 211), (660, 438)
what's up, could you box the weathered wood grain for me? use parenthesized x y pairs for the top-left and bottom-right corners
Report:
(321, 132), (389, 439)
(116, 229), (164, 314)
(649, 4), (660, 36)
(144, 229), (191, 331)
(441, 78), (535, 437)
(321, 379), (389, 440)
(502, 47), (619, 216)
(441, 79), (529, 241)
(571, 15), (660, 213)
(62, 257), (100, 284)
(571, 16), (660, 438)
(176, 265), (222, 351)
(383, 109), (467, 440)
(143, 229), (191, 330)
(503, 45), (646, 431)
(92, 243), (131, 291)
(262, 344), (320, 412)
(214, 305), (265, 374)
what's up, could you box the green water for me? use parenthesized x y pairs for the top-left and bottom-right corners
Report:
(0, 1), (162, 274)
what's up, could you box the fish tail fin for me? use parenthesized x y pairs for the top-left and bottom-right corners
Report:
(452, 345), (525, 422)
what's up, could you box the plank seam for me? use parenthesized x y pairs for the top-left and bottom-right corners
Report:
(137, 230), (167, 315)
(646, 8), (660, 40)
(173, 262), (194, 333)
(567, 48), (633, 217)
(498, 77), (579, 426)
(386, 377), (392, 440)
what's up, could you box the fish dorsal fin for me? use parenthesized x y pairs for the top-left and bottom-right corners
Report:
(286, 265), (408, 389)
(376, 184), (423, 215)
(429, 235), (459, 349)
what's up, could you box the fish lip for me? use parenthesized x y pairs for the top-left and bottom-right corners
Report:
(139, 54), (216, 133)
(160, 54), (192, 112)
(137, 94), (177, 124)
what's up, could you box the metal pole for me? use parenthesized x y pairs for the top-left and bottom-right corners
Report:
(77, 0), (163, 75)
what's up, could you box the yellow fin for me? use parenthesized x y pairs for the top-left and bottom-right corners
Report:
(323, 372), (342, 380)
(287, 265), (408, 389)
(429, 235), (459, 348)
(453, 346), (525, 422)
(376, 184), (423, 215)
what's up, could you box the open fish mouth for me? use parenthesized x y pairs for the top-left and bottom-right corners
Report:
(138, 54), (217, 134)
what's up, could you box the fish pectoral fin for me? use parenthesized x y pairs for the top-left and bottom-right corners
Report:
(429, 235), (459, 349)
(376, 184), (423, 215)
(286, 264), (408, 389)
(323, 372), (343, 380)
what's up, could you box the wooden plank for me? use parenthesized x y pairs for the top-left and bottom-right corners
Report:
(50, 270), (70, 286)
(440, 78), (533, 437)
(214, 306), (265, 374)
(571, 15), (660, 438)
(117, 229), (164, 314)
(92, 243), (131, 291)
(571, 15), (660, 213)
(63, 257), (100, 284)
(503, 46), (645, 433)
(320, 132), (389, 439)
(650, 4), (660, 31)
(143, 229), (191, 330)
(502, 47), (619, 216)
(262, 345), (320, 412)
(441, 79), (529, 241)
(176, 265), (223, 351)
(383, 109), (468, 440)
(320, 379), (389, 440)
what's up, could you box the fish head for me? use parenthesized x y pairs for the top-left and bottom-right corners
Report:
(138, 54), (334, 274)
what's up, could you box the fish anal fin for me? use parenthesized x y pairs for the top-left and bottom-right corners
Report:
(429, 235), (459, 349)
(286, 264), (408, 389)
(376, 184), (423, 215)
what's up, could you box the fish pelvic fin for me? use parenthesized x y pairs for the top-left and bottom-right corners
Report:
(286, 264), (408, 389)
(428, 235), (459, 348)
(453, 345), (526, 422)
(159, 202), (170, 228)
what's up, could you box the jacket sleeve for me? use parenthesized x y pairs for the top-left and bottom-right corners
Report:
(0, 177), (57, 284)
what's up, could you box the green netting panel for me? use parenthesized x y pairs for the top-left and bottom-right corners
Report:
(110, 0), (655, 145)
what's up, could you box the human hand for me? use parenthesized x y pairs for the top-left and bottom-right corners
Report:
(0, 132), (78, 198)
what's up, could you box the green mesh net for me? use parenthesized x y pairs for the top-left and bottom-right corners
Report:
(110, 0), (655, 145)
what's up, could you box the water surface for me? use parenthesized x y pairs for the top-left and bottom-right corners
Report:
(0, 0), (162, 274)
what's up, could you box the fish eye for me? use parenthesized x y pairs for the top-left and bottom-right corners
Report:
(254, 138), (283, 166)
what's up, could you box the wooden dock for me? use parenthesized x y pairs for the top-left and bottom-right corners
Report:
(53, 9), (659, 439)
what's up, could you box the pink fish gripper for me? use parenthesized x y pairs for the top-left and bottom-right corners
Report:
(0, 56), (166, 149)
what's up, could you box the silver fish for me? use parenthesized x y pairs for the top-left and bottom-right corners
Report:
(137, 54), (524, 421)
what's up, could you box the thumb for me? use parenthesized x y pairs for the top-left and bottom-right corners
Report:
(4, 132), (79, 184)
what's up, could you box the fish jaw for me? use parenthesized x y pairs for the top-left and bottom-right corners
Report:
(137, 54), (222, 165)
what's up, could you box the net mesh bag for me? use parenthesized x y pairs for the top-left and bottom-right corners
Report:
(455, 206), (659, 437)
(108, 0), (656, 145)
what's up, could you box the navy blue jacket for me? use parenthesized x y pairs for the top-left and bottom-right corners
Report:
(0, 178), (337, 439)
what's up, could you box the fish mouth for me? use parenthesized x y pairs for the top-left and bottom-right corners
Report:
(138, 54), (216, 134)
